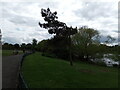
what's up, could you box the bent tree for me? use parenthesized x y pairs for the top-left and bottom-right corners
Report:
(38, 8), (77, 66)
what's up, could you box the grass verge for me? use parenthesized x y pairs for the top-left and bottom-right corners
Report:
(22, 52), (118, 88)
(2, 50), (23, 56)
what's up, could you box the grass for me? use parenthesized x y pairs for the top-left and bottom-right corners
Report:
(22, 52), (118, 88)
(2, 50), (23, 56)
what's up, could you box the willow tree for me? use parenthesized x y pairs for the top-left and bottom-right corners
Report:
(39, 8), (77, 66)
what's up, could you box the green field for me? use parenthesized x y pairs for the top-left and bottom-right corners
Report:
(22, 52), (118, 88)
(2, 50), (23, 56)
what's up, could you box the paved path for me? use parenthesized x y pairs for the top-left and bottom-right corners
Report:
(2, 54), (23, 88)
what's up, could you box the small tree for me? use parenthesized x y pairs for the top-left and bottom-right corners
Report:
(21, 43), (26, 50)
(37, 40), (49, 54)
(26, 43), (32, 50)
(32, 39), (37, 52)
(32, 39), (37, 46)
(14, 44), (20, 49)
(39, 8), (77, 66)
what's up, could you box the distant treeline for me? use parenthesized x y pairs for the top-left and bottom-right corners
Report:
(2, 34), (119, 61)
(2, 43), (32, 50)
(2, 39), (119, 53)
(2, 39), (37, 51)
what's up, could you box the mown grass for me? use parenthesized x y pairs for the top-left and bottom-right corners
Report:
(22, 52), (118, 88)
(2, 50), (23, 56)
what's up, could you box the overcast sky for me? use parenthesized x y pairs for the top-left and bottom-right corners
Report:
(0, 0), (119, 45)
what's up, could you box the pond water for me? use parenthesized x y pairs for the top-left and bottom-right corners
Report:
(90, 54), (119, 67)
(102, 58), (119, 67)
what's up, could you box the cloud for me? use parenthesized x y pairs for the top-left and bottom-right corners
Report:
(100, 35), (118, 45)
(0, 1), (118, 45)
(8, 15), (39, 27)
(2, 36), (21, 44)
(73, 2), (117, 30)
(74, 2), (117, 20)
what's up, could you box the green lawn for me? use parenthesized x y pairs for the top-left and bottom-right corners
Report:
(2, 50), (23, 56)
(22, 52), (118, 88)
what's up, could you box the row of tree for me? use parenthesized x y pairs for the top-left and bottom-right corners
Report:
(36, 26), (119, 60)
(2, 39), (37, 51)
(2, 31), (119, 63)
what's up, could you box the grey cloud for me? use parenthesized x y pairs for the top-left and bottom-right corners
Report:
(118, 2), (120, 28)
(2, 8), (37, 26)
(2, 2), (33, 13)
(16, 28), (25, 31)
(9, 16), (26, 24)
(74, 2), (117, 21)
(113, 30), (118, 33)
(100, 35), (108, 43)
(29, 31), (52, 39)
(1, 2), (39, 27)
(21, 37), (33, 44)
(38, 1), (59, 9)
(66, 21), (79, 27)
(8, 15), (39, 27)
(35, 27), (46, 31)
(100, 35), (118, 43)
(3, 36), (21, 44)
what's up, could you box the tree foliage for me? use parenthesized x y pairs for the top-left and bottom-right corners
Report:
(38, 8), (77, 61)
(39, 8), (77, 37)
(72, 26), (100, 60)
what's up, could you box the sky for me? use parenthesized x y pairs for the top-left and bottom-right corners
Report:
(0, 0), (119, 45)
